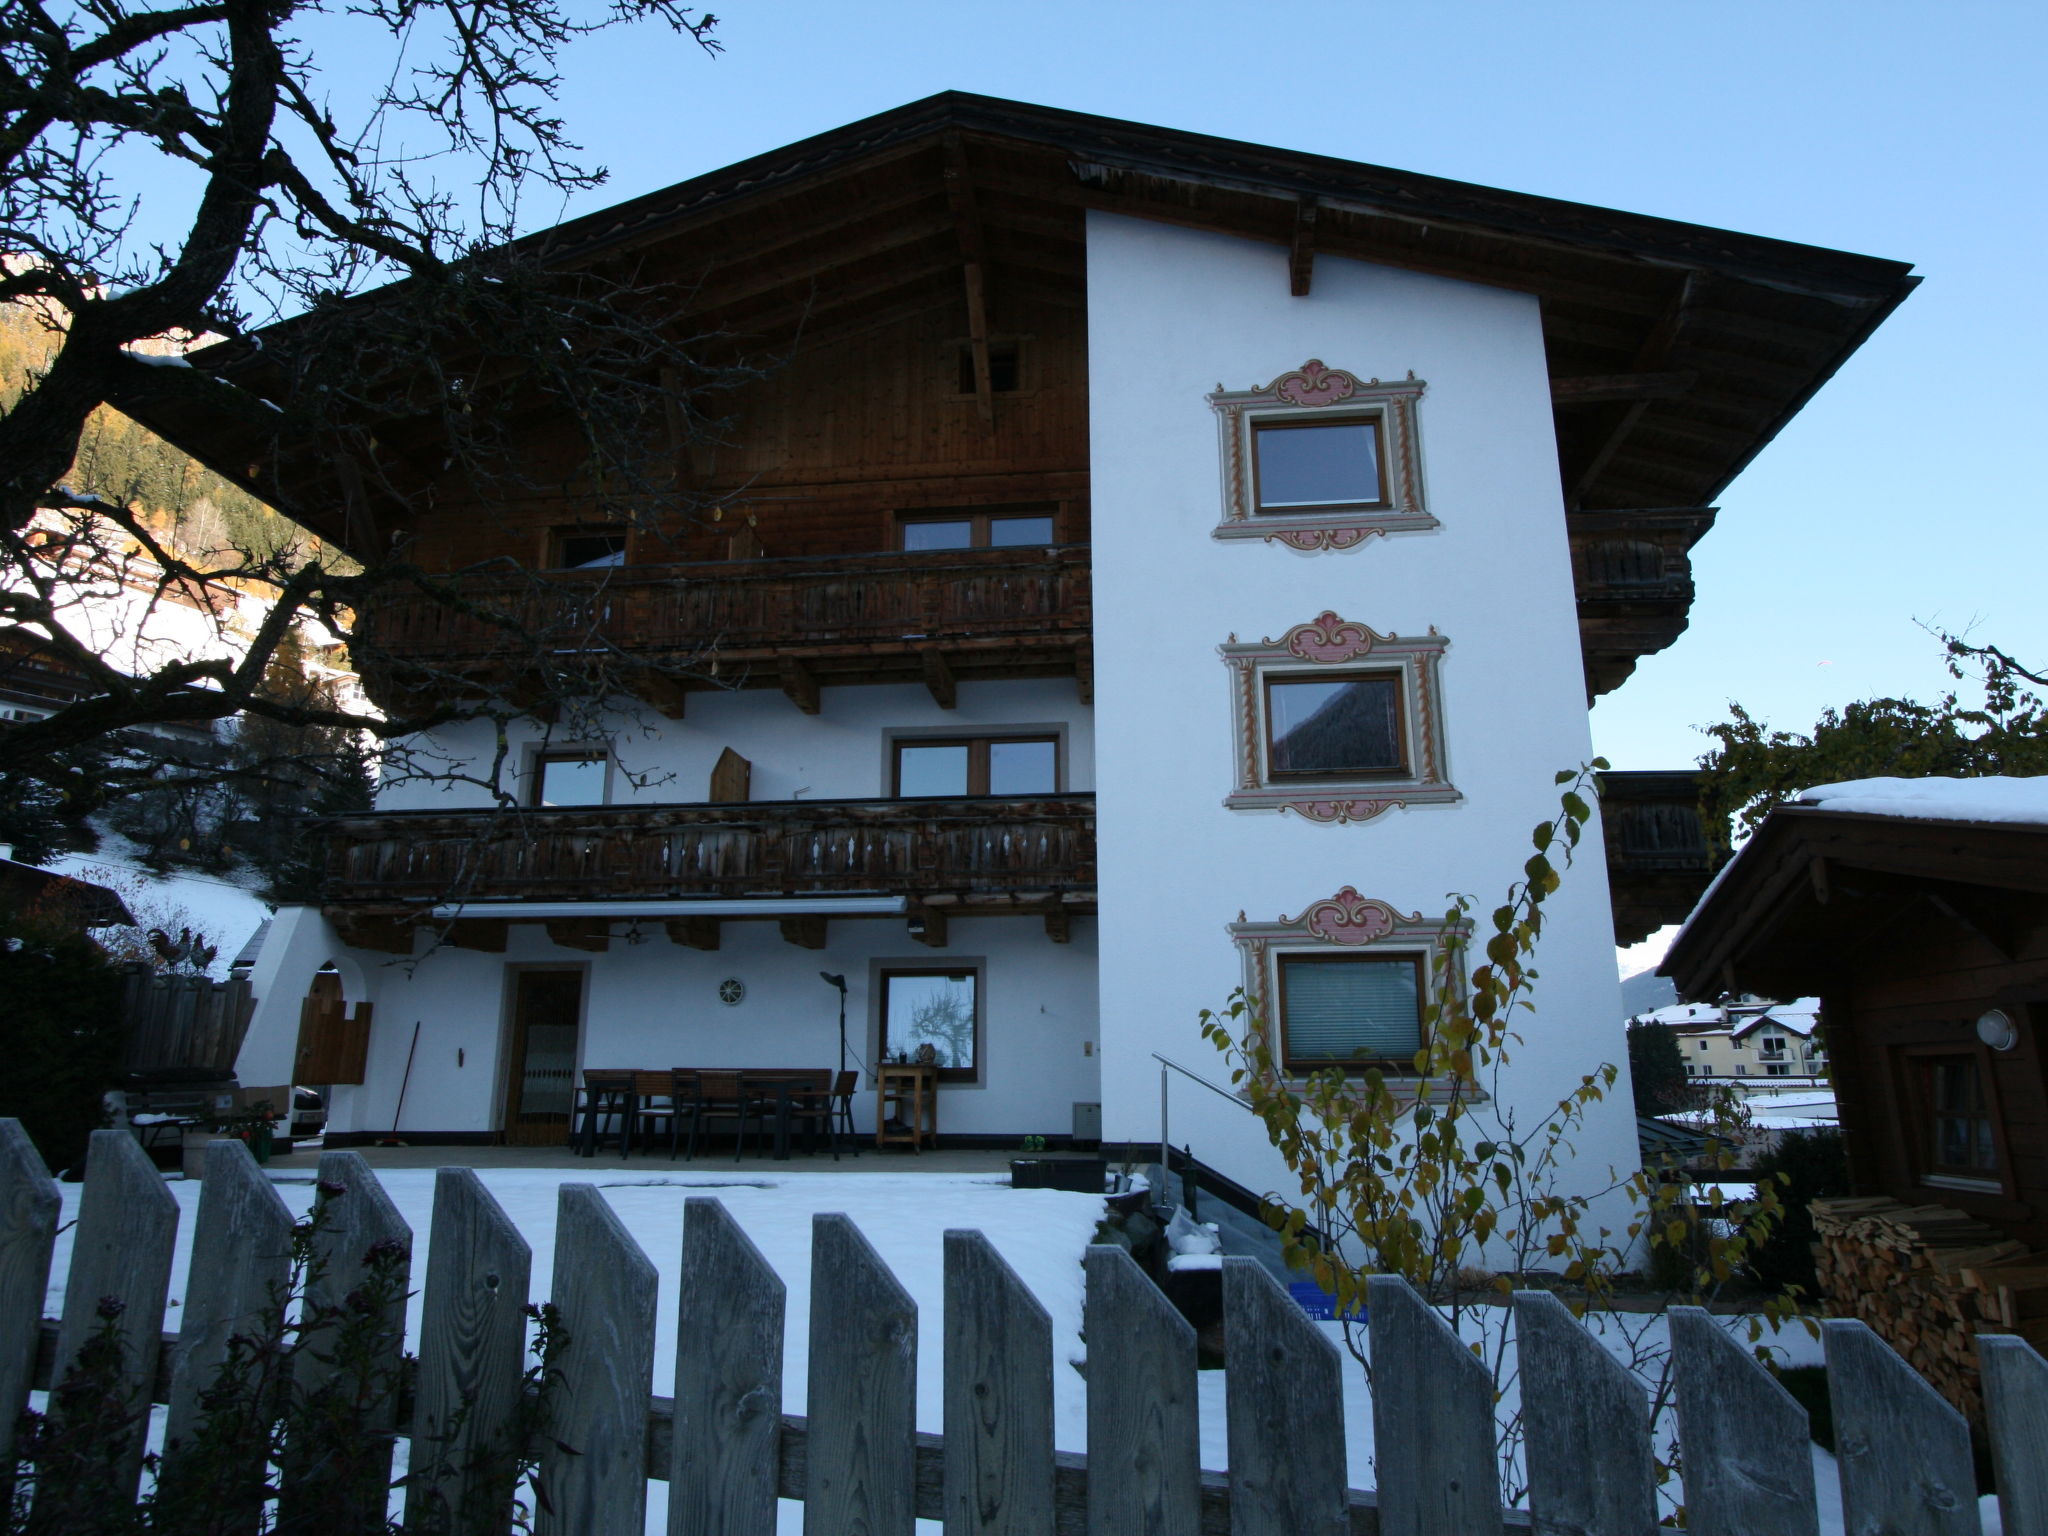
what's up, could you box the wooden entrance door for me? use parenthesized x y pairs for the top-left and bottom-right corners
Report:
(503, 970), (582, 1145)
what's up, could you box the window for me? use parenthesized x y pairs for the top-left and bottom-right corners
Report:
(1696, 1040), (1709, 1052)
(548, 526), (627, 569)
(532, 750), (608, 807)
(1766, 1063), (1789, 1077)
(879, 969), (979, 1082)
(1277, 953), (1423, 1070)
(1921, 1054), (1999, 1181)
(1265, 672), (1406, 778)
(956, 339), (1022, 395)
(893, 735), (1058, 797)
(1253, 417), (1387, 512)
(1221, 613), (1456, 823)
(1210, 362), (1433, 550)
(896, 507), (1056, 551)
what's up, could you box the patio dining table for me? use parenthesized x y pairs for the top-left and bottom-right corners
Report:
(575, 1068), (833, 1160)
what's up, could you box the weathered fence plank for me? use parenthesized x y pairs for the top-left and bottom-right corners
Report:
(0, 1120), (57, 1474)
(1369, 1275), (1499, 1536)
(37, 1128), (180, 1521)
(671, 1196), (785, 1536)
(805, 1211), (917, 1536)
(277, 1149), (413, 1531)
(158, 1139), (296, 1527)
(1222, 1256), (1348, 1536)
(1981, 1333), (2048, 1536)
(540, 1184), (657, 1536)
(1082, 1244), (1200, 1536)
(405, 1166), (534, 1536)
(1668, 1307), (1817, 1536)
(1514, 1289), (1656, 1536)
(1823, 1318), (1977, 1536)
(943, 1229), (1054, 1536)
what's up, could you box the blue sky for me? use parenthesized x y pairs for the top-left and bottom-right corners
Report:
(161, 3), (2048, 770)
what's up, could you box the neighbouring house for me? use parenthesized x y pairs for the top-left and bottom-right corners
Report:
(1633, 995), (1828, 1082)
(0, 844), (136, 928)
(133, 95), (1911, 1210)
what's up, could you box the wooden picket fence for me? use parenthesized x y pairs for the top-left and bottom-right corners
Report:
(4, 1121), (2048, 1535)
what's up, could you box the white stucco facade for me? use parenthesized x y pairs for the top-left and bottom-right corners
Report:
(1084, 212), (1640, 1206)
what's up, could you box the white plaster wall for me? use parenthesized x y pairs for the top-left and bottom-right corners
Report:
(374, 677), (1093, 810)
(321, 914), (1100, 1140)
(1085, 212), (1639, 1216)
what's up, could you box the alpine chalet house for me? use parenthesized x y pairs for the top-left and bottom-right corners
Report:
(137, 96), (1914, 1202)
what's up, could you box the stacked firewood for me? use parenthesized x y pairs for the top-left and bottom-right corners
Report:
(1810, 1196), (2046, 1422)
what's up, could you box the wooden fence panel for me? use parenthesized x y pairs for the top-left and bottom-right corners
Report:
(1981, 1333), (2048, 1536)
(158, 1139), (296, 1528)
(1221, 1257), (1347, 1536)
(671, 1197), (785, 1536)
(406, 1167), (534, 1536)
(1824, 1318), (1978, 1536)
(36, 1129), (180, 1521)
(1368, 1275), (1500, 1536)
(805, 1211), (917, 1536)
(1668, 1306), (1817, 1536)
(0, 1121), (56, 1475)
(280, 1149), (414, 1531)
(943, 1229), (1054, 1536)
(1081, 1245), (1200, 1536)
(1514, 1289), (1656, 1536)
(540, 1184), (657, 1536)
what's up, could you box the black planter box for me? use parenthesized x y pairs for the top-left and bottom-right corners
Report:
(1010, 1157), (1107, 1193)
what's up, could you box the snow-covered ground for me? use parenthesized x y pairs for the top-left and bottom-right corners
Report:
(41, 1165), (2001, 1534)
(42, 842), (271, 976)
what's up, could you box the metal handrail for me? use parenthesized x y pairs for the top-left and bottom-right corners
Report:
(1152, 1051), (1254, 1187)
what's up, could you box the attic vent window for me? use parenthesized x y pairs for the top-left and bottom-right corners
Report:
(957, 340), (1022, 396)
(550, 527), (627, 569)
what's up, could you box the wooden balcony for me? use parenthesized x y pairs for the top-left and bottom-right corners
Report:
(354, 546), (1093, 716)
(1600, 770), (1727, 946)
(319, 795), (1096, 918)
(1569, 508), (1716, 699)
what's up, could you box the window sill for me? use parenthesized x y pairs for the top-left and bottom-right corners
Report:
(1921, 1173), (2004, 1195)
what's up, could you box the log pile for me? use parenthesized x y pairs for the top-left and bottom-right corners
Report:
(1811, 1195), (2048, 1423)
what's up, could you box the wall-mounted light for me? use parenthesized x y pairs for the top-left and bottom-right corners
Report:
(1976, 1008), (2019, 1052)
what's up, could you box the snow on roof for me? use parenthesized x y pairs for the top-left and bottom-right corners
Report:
(1633, 997), (1819, 1035)
(1794, 774), (2048, 826)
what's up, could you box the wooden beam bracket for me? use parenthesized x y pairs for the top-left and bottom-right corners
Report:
(908, 906), (948, 948)
(779, 657), (820, 715)
(665, 917), (721, 952)
(1288, 197), (1318, 297)
(780, 916), (827, 950)
(544, 919), (611, 953)
(921, 650), (957, 710)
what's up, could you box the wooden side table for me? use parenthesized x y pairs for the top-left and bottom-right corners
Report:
(875, 1063), (939, 1151)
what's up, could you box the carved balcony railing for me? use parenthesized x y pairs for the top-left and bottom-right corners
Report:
(319, 794), (1097, 908)
(1600, 769), (1727, 946)
(353, 546), (1093, 712)
(1568, 508), (1716, 699)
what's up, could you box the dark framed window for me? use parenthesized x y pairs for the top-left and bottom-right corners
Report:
(1912, 1051), (2001, 1182)
(893, 735), (1058, 797)
(897, 507), (1057, 551)
(1265, 671), (1406, 778)
(1252, 415), (1388, 513)
(879, 968), (980, 1082)
(531, 750), (609, 807)
(548, 526), (628, 569)
(1277, 953), (1425, 1070)
(955, 339), (1023, 395)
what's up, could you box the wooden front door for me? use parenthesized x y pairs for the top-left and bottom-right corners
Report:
(503, 970), (582, 1145)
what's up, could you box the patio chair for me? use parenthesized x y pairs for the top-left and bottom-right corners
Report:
(633, 1071), (680, 1153)
(662, 1070), (702, 1159)
(681, 1071), (761, 1162)
(573, 1071), (635, 1158)
(785, 1071), (841, 1161)
(828, 1069), (860, 1153)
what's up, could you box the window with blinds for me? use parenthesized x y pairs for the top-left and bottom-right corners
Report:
(1277, 954), (1424, 1068)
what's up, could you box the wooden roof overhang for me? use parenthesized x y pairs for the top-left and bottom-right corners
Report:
(127, 94), (1916, 691)
(1661, 808), (2048, 1002)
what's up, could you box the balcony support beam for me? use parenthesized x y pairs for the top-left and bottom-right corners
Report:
(780, 916), (827, 950)
(444, 918), (508, 953)
(908, 906), (948, 948)
(636, 668), (691, 720)
(330, 912), (416, 955)
(666, 917), (721, 951)
(921, 650), (957, 710)
(780, 657), (821, 715)
(1043, 901), (1071, 945)
(1074, 640), (1093, 705)
(545, 919), (611, 953)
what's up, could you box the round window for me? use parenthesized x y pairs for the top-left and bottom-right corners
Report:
(718, 977), (745, 1007)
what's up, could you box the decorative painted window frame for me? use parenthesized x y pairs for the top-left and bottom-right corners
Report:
(1227, 887), (1471, 1080)
(1221, 611), (1458, 824)
(1210, 360), (1433, 551)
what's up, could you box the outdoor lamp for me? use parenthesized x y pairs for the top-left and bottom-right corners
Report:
(1976, 1007), (2019, 1051)
(821, 972), (849, 1072)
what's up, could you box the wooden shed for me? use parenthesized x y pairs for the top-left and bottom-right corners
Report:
(1662, 778), (2048, 1247)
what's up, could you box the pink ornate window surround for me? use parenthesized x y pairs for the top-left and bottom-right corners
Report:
(1227, 888), (1471, 1078)
(1210, 361), (1433, 551)
(1221, 611), (1458, 824)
